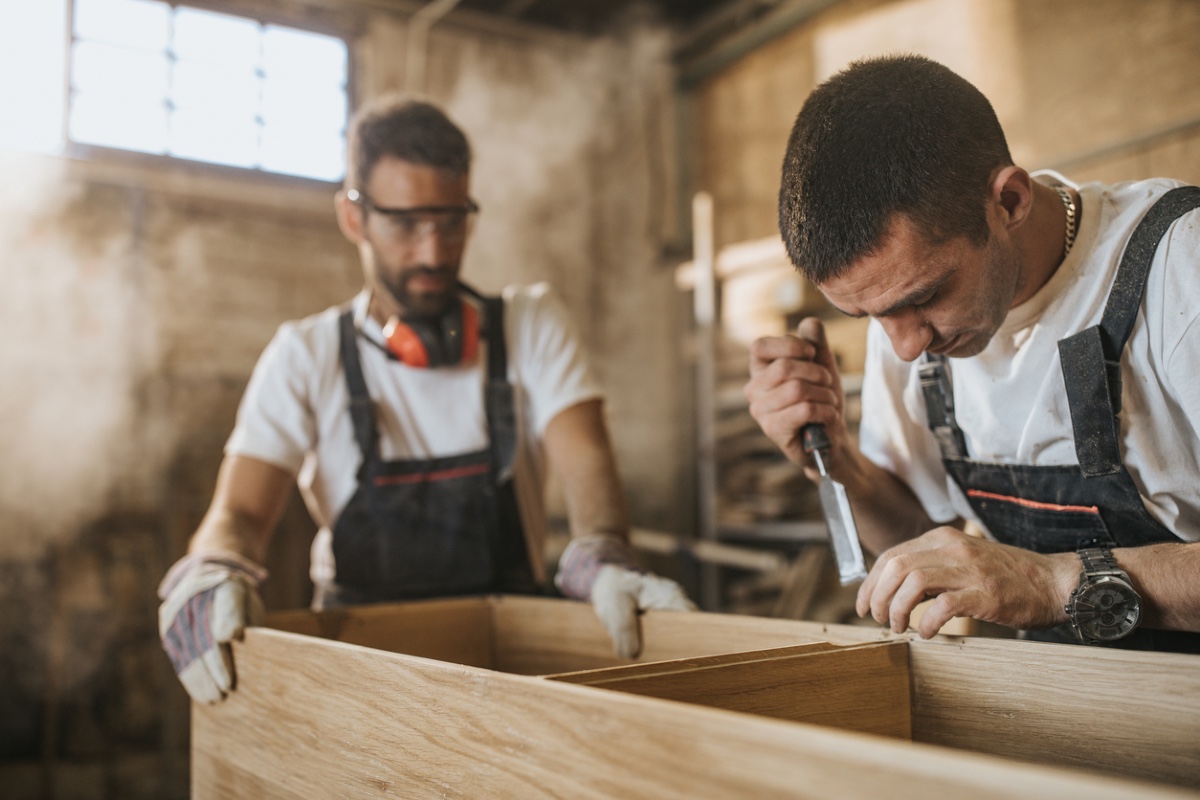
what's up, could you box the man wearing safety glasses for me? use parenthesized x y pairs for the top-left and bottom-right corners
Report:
(157, 95), (694, 704)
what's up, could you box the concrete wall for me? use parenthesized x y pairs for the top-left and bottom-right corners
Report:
(0, 3), (683, 798)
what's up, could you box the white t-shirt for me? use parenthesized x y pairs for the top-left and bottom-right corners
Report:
(226, 282), (603, 586)
(859, 177), (1200, 542)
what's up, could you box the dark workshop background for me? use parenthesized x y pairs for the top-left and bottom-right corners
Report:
(1, 0), (1198, 798)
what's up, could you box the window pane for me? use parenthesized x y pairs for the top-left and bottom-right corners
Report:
(172, 60), (260, 119)
(173, 7), (261, 69)
(0, 2), (67, 151)
(71, 41), (169, 99)
(169, 109), (259, 167)
(263, 25), (347, 87)
(70, 92), (167, 153)
(261, 80), (345, 132)
(74, 0), (169, 52)
(260, 126), (344, 181)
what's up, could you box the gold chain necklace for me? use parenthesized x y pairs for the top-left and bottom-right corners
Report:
(1054, 184), (1078, 259)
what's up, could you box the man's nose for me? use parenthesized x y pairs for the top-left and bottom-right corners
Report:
(409, 226), (455, 263)
(879, 313), (933, 362)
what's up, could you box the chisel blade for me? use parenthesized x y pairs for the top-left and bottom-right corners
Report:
(815, 471), (869, 585)
(803, 424), (868, 585)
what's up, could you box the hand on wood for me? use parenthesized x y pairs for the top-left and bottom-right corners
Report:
(855, 527), (1079, 638)
(555, 534), (696, 658)
(158, 551), (267, 704)
(590, 566), (696, 658)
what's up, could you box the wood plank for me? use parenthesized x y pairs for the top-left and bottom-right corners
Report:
(193, 627), (1194, 800)
(489, 594), (893, 675)
(906, 636), (1200, 789)
(550, 642), (911, 740)
(264, 596), (494, 669)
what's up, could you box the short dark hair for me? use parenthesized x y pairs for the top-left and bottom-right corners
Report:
(345, 95), (472, 190)
(778, 55), (1012, 284)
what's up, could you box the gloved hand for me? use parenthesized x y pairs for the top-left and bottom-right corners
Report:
(555, 535), (696, 658)
(157, 551), (267, 704)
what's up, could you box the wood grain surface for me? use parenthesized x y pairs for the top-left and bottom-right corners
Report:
(193, 626), (1194, 799)
(549, 641), (912, 739)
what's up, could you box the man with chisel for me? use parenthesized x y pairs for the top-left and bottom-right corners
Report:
(744, 55), (1200, 652)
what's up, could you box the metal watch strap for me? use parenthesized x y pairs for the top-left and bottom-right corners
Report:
(1077, 547), (1124, 579)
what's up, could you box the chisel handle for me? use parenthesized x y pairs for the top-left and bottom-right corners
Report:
(801, 423), (831, 455)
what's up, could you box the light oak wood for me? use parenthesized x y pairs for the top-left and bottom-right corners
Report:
(267, 596), (495, 668)
(487, 593), (883, 674)
(905, 636), (1200, 788)
(194, 626), (1193, 799)
(240, 596), (1200, 794)
(547, 640), (838, 682)
(550, 641), (911, 739)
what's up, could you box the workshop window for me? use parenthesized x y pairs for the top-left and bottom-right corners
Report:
(68, 0), (348, 181)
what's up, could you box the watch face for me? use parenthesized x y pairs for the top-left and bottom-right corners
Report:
(1074, 578), (1141, 642)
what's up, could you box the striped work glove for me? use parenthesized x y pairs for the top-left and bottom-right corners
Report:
(157, 551), (267, 704)
(555, 534), (696, 659)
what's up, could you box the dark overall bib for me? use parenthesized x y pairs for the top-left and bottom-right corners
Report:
(325, 287), (536, 605)
(918, 186), (1200, 652)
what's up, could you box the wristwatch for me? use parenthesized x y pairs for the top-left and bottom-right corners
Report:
(1065, 548), (1141, 644)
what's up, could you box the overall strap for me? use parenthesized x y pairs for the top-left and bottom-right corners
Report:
(462, 283), (517, 482)
(1058, 186), (1200, 476)
(919, 353), (969, 460)
(338, 309), (379, 477)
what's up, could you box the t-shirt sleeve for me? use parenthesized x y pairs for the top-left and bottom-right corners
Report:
(858, 320), (961, 525)
(224, 322), (318, 475)
(506, 283), (604, 436)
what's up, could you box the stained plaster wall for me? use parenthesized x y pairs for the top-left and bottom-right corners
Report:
(692, 0), (1200, 251)
(0, 4), (683, 798)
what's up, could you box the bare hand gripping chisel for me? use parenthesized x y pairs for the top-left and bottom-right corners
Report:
(802, 423), (868, 585)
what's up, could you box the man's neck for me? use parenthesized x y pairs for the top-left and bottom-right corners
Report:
(1011, 180), (1077, 308)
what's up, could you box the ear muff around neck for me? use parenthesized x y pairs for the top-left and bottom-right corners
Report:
(382, 298), (479, 368)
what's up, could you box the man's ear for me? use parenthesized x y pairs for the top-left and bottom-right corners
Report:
(989, 165), (1034, 232)
(335, 190), (365, 244)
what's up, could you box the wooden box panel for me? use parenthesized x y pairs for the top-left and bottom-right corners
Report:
(192, 596), (1200, 798)
(549, 641), (912, 739)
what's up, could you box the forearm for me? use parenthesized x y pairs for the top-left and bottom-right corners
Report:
(189, 506), (274, 564)
(544, 400), (630, 543)
(1116, 542), (1200, 631)
(835, 448), (940, 555)
(186, 455), (295, 566)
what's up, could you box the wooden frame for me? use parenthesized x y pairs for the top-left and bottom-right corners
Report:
(193, 596), (1200, 798)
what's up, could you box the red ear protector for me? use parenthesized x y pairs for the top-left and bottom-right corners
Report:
(381, 298), (479, 368)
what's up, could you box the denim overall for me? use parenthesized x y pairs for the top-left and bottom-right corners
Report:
(325, 286), (535, 605)
(918, 186), (1200, 652)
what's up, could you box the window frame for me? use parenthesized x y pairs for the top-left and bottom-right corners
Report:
(62, 0), (358, 188)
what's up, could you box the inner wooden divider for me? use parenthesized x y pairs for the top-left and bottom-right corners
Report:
(546, 641), (912, 740)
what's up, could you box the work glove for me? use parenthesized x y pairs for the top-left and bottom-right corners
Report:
(555, 534), (696, 659)
(157, 551), (267, 704)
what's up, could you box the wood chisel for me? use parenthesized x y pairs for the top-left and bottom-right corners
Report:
(802, 423), (868, 585)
